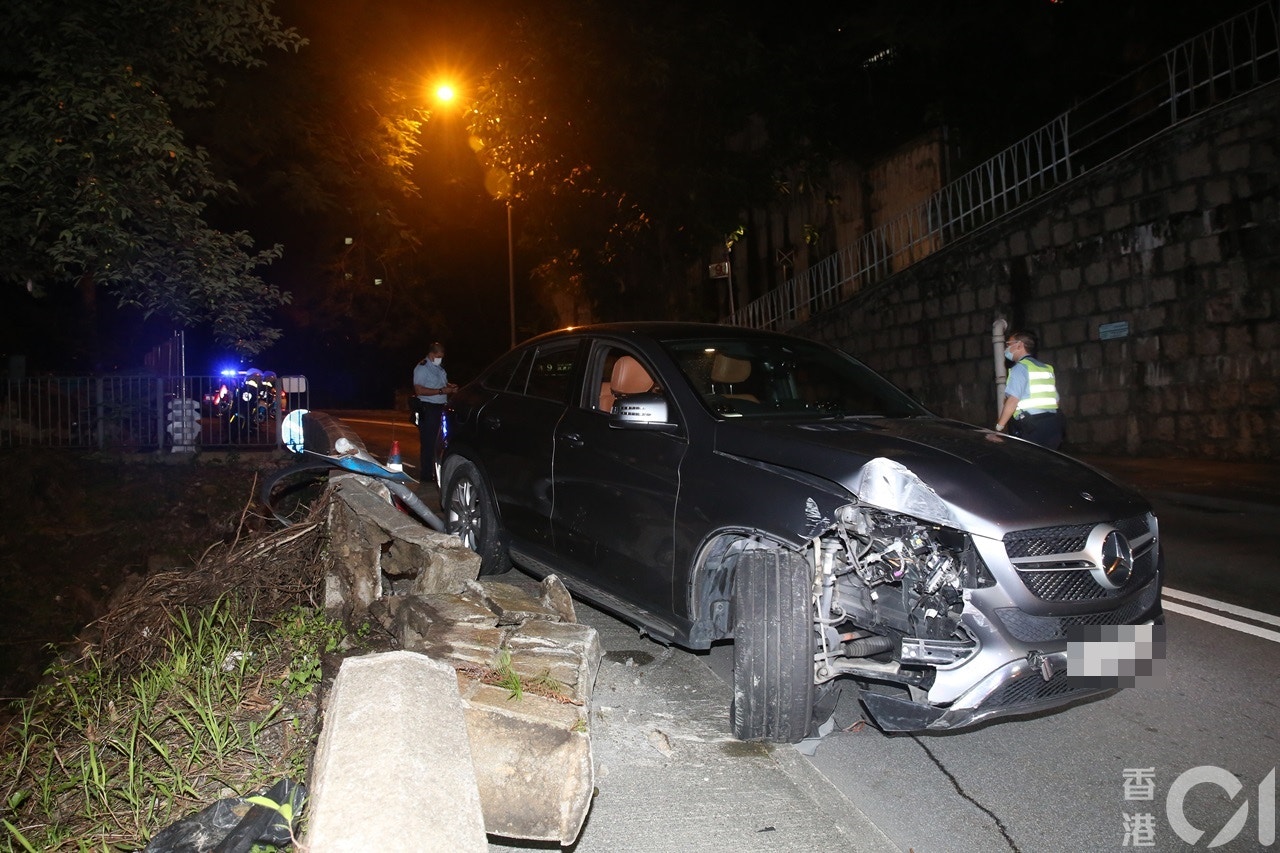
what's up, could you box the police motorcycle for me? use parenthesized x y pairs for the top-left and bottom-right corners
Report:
(215, 369), (280, 433)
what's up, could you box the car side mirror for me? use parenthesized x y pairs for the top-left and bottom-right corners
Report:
(609, 392), (677, 431)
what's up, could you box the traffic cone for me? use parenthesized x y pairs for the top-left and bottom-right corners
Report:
(388, 440), (403, 473)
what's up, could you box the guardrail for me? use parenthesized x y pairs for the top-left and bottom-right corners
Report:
(728, 0), (1280, 331)
(0, 375), (310, 451)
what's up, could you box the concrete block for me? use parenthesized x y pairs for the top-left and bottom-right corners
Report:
(418, 591), (502, 625)
(354, 568), (601, 846)
(1218, 142), (1252, 173)
(1168, 185), (1199, 214)
(538, 574), (578, 623)
(326, 478), (478, 621)
(305, 651), (486, 852)
(1121, 173), (1145, 199)
(408, 535), (483, 595)
(1175, 144), (1212, 181)
(1158, 243), (1187, 274)
(459, 680), (595, 846)
(394, 597), (508, 670)
(1203, 179), (1234, 207)
(1084, 261), (1108, 287)
(469, 579), (565, 625)
(324, 492), (383, 622)
(1104, 205), (1132, 231)
(505, 619), (604, 706)
(1007, 231), (1028, 256)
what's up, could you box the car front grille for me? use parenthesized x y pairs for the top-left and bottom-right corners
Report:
(982, 668), (1092, 709)
(1005, 514), (1158, 602)
(994, 583), (1161, 643)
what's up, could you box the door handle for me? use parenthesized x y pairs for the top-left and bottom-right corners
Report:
(561, 432), (584, 448)
(480, 414), (501, 430)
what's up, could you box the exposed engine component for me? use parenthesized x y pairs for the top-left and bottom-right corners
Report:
(810, 503), (991, 685)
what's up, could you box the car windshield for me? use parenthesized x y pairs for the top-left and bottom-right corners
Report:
(662, 336), (928, 419)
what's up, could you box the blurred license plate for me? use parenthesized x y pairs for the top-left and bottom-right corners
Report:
(1067, 623), (1168, 687)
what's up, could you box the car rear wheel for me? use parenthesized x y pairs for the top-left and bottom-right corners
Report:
(731, 548), (815, 743)
(443, 459), (509, 576)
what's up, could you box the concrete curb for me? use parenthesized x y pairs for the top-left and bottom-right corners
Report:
(304, 651), (487, 851)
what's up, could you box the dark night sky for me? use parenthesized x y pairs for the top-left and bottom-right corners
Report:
(3, 0), (1263, 405)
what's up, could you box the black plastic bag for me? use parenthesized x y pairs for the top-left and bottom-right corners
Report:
(144, 778), (305, 853)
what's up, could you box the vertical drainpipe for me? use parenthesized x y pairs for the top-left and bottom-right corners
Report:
(992, 318), (1009, 417)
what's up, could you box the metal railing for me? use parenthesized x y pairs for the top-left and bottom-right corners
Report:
(729, 0), (1280, 331)
(0, 375), (310, 451)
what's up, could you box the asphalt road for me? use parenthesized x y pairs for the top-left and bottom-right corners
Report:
(336, 411), (1280, 852)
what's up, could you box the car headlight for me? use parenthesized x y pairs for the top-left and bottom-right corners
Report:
(854, 457), (957, 528)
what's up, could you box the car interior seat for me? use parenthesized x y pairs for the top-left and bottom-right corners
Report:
(602, 355), (654, 411)
(710, 353), (758, 402)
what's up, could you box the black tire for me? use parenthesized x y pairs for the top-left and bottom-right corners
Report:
(731, 548), (816, 743)
(443, 459), (510, 576)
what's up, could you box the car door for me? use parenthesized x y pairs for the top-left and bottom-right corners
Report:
(473, 340), (581, 550)
(551, 341), (688, 613)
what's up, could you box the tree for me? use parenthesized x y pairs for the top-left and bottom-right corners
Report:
(456, 0), (799, 324)
(0, 0), (305, 361)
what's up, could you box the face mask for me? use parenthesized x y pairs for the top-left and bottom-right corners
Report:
(431, 357), (443, 366)
(1003, 348), (1013, 361)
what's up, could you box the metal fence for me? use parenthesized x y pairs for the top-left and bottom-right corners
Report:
(0, 374), (310, 451)
(729, 0), (1280, 331)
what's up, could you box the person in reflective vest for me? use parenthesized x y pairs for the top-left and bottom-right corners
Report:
(994, 330), (1064, 449)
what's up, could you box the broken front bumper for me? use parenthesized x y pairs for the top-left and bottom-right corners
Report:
(862, 608), (1167, 732)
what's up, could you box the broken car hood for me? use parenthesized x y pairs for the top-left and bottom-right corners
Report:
(712, 416), (1149, 539)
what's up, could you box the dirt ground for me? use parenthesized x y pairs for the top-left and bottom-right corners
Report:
(0, 448), (288, 702)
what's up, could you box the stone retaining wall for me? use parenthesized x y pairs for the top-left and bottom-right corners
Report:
(795, 81), (1280, 460)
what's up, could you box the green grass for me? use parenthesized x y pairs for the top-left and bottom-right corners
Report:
(0, 598), (341, 852)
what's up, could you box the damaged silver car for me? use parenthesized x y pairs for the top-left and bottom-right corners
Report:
(438, 322), (1164, 742)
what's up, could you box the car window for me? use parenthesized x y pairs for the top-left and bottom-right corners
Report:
(481, 347), (531, 393)
(523, 342), (580, 403)
(663, 337), (927, 418)
(590, 345), (661, 413)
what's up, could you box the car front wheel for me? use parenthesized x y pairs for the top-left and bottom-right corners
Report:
(443, 459), (509, 576)
(731, 548), (816, 743)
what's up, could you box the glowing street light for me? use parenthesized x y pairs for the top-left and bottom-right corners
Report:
(429, 79), (516, 348)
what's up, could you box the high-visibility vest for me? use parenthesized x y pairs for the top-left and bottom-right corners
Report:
(1015, 358), (1059, 413)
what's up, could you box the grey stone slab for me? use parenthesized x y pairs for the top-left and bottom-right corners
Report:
(413, 592), (501, 626)
(305, 650), (486, 852)
(468, 579), (563, 624)
(504, 619), (602, 707)
(460, 680), (595, 846)
(538, 573), (577, 623)
(325, 478), (478, 622)
(397, 614), (508, 671)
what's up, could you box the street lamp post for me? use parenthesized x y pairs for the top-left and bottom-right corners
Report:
(431, 78), (517, 349)
(506, 199), (515, 348)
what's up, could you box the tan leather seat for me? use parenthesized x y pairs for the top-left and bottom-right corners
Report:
(711, 354), (758, 401)
(611, 355), (654, 395)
